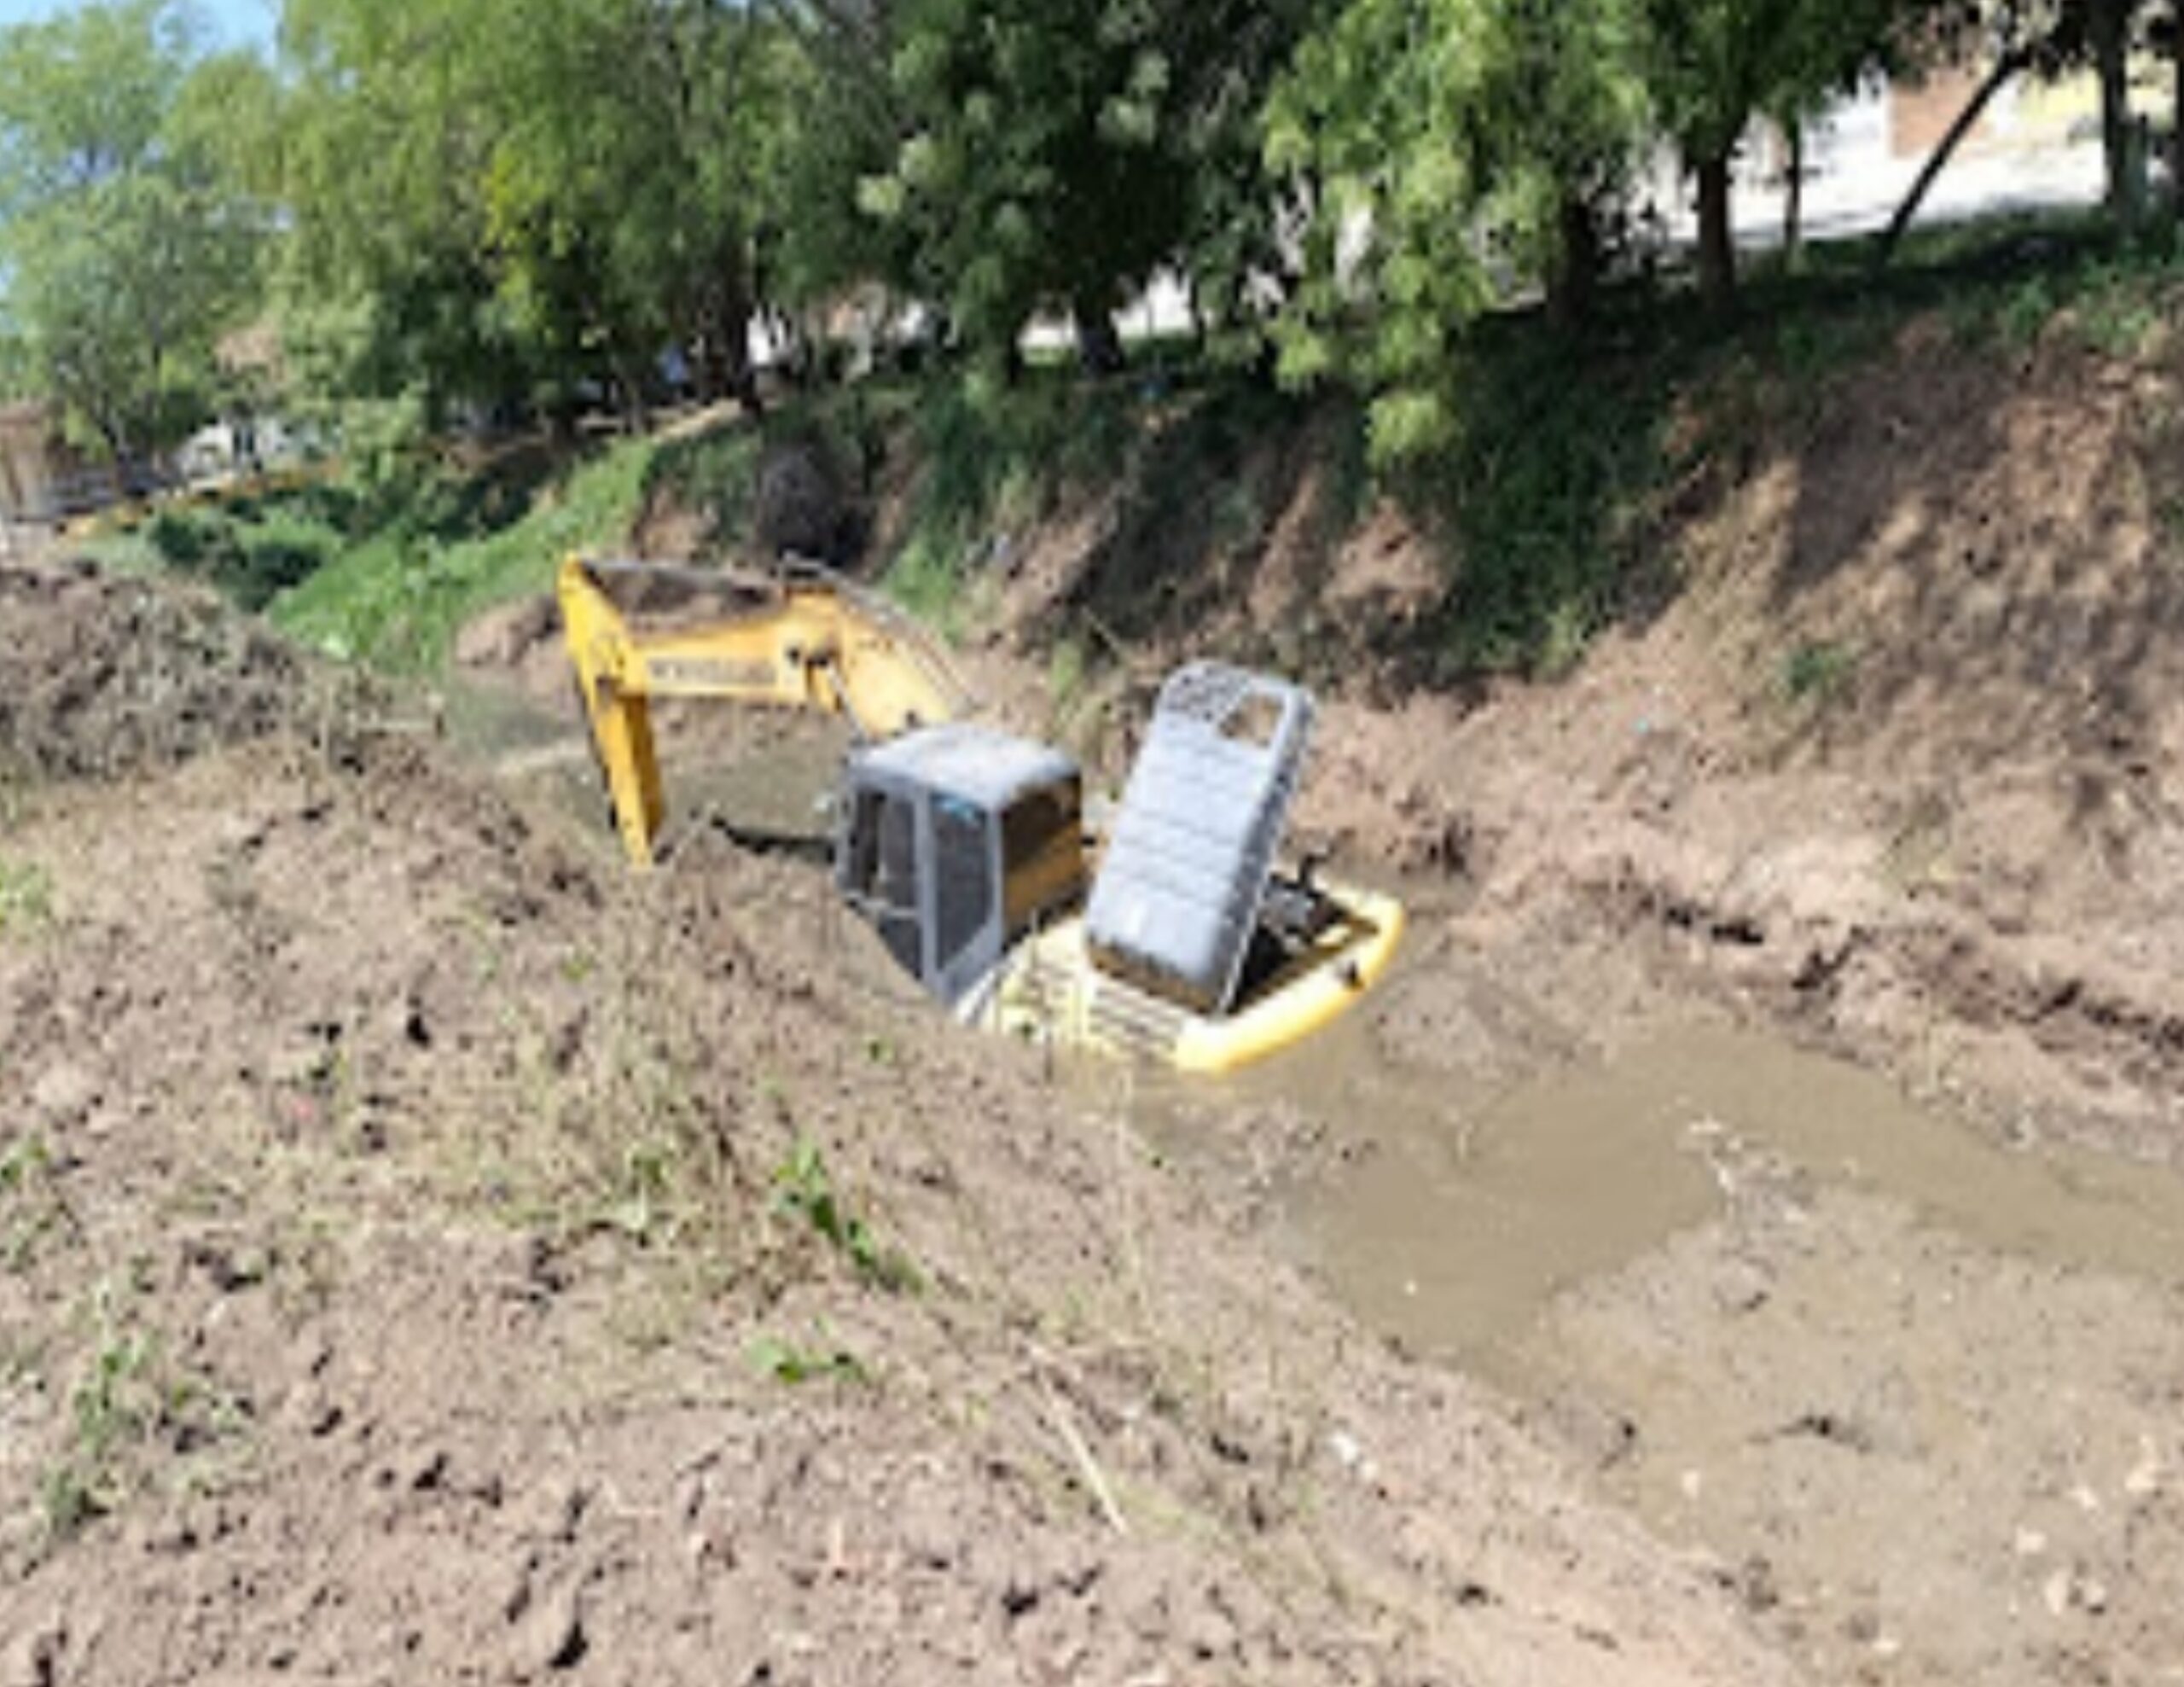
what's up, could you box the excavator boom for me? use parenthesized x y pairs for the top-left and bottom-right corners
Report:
(558, 555), (973, 867)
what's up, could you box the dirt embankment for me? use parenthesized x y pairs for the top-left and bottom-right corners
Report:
(0, 560), (1786, 1684)
(416, 342), (2184, 1687)
(937, 320), (2184, 1165)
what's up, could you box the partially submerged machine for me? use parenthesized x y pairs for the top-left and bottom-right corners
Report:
(559, 556), (1402, 1073)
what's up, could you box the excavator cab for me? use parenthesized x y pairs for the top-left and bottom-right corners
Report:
(835, 723), (1088, 1007)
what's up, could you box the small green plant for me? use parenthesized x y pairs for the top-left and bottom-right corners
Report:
(1781, 639), (1857, 708)
(2075, 273), (2161, 358)
(41, 1284), (153, 1539)
(772, 1138), (920, 1292)
(1046, 637), (1089, 724)
(0, 1136), (74, 1270)
(602, 1136), (681, 1245)
(0, 857), (55, 936)
(882, 530), (968, 632)
(748, 1334), (866, 1386)
(1997, 275), (2056, 352)
(38, 1280), (244, 1541)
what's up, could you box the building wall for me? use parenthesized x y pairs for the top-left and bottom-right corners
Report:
(1888, 62), (2029, 160)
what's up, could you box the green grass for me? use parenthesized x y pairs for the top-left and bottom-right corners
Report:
(1781, 638), (1859, 707)
(76, 435), (657, 675)
(75, 207), (2184, 692)
(772, 1137), (919, 1293)
(0, 1135), (71, 1271)
(748, 1332), (866, 1386)
(270, 439), (656, 671)
(1374, 208), (2184, 678)
(0, 857), (54, 937)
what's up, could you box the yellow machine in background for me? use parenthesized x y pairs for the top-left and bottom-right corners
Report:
(558, 555), (1403, 1074)
(559, 554), (969, 869)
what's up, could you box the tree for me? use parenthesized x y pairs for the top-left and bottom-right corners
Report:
(1876, 2), (2152, 259)
(1636, 0), (1921, 309)
(2079, 0), (2147, 218)
(277, 0), (799, 432)
(1263, 0), (1652, 456)
(0, 1), (266, 468)
(859, 0), (1322, 374)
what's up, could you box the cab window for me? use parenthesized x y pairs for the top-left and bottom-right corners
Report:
(1001, 779), (1084, 935)
(844, 787), (922, 976)
(932, 795), (993, 973)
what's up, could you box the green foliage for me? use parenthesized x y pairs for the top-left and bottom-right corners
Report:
(0, 857), (54, 936)
(864, 0), (1321, 366)
(772, 1138), (919, 1293)
(38, 1277), (249, 1539)
(642, 382), (911, 561)
(0, 1), (269, 462)
(1266, 0), (1652, 457)
(270, 435), (653, 670)
(2070, 252), (2170, 357)
(134, 505), (332, 610)
(277, 0), (799, 427)
(1397, 317), (1676, 674)
(1781, 638), (1859, 706)
(748, 1333), (867, 1387)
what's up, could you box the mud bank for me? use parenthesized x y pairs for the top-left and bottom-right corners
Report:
(921, 319), (2184, 1165)
(0, 559), (1786, 1684)
(1157, 977), (2184, 1687)
(450, 556), (2184, 1687)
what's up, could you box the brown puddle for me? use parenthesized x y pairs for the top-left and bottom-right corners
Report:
(449, 675), (851, 852)
(1161, 1015), (2184, 1376)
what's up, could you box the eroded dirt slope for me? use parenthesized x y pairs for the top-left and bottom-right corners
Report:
(0, 559), (1786, 1684)
(948, 317), (2184, 1164)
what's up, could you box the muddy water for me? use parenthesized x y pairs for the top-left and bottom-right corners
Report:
(455, 679), (2184, 1365)
(447, 675), (852, 852)
(1166, 1006), (2184, 1376)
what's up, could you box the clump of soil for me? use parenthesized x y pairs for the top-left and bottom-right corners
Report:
(0, 559), (327, 783)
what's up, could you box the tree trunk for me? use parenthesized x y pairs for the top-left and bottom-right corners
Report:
(1782, 120), (1805, 265)
(1547, 195), (1600, 328)
(699, 285), (761, 416)
(2172, 12), (2184, 216)
(2094, 0), (2137, 219)
(1072, 293), (1125, 375)
(614, 355), (652, 438)
(1879, 45), (2032, 265)
(1695, 151), (1737, 311)
(93, 415), (130, 484)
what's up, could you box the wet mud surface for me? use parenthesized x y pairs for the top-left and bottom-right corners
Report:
(1147, 940), (2184, 1687)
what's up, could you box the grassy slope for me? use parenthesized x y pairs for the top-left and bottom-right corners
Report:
(79, 209), (2184, 690)
(81, 437), (659, 672)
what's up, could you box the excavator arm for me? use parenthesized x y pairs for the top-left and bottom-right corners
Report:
(558, 555), (973, 868)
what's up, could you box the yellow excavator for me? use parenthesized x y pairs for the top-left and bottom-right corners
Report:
(559, 555), (1403, 1074)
